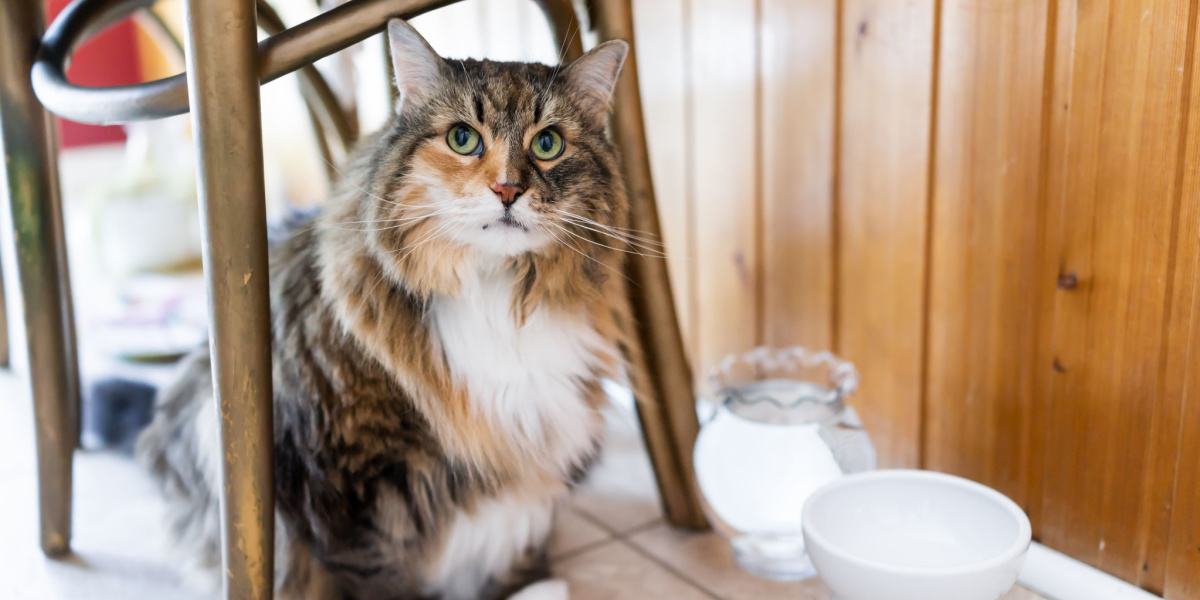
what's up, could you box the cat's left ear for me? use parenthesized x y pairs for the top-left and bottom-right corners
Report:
(563, 40), (629, 122)
(387, 19), (447, 114)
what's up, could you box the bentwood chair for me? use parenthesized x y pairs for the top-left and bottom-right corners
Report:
(0, 0), (705, 596)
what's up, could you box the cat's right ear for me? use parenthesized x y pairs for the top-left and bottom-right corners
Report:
(387, 19), (445, 114)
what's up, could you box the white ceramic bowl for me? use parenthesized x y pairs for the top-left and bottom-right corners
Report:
(802, 470), (1031, 600)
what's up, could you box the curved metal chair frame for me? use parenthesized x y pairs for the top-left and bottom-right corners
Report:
(0, 0), (704, 597)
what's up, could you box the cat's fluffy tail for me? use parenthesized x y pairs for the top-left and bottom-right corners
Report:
(136, 350), (224, 589)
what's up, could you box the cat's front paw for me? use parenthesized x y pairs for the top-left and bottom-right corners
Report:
(508, 578), (568, 600)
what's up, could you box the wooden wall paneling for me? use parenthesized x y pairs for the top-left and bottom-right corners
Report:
(922, 1), (1049, 506)
(1022, 0), (1077, 561)
(837, 0), (935, 467)
(688, 0), (760, 375)
(1164, 254), (1200, 598)
(1162, 6), (1200, 595)
(631, 0), (696, 362)
(1036, 0), (1195, 590)
(760, 0), (836, 350)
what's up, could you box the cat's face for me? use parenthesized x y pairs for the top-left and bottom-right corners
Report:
(367, 20), (628, 262)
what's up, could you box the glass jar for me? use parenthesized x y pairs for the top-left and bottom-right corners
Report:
(693, 346), (875, 581)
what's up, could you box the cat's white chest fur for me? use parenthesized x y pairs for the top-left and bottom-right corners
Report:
(420, 491), (558, 599)
(430, 263), (610, 468)
(424, 263), (609, 599)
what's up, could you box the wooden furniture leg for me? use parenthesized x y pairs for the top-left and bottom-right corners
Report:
(589, 0), (708, 529)
(532, 0), (585, 62)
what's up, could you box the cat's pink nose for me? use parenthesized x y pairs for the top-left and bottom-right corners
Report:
(489, 182), (524, 207)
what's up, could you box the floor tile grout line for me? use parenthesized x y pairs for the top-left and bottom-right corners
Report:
(568, 504), (663, 540)
(618, 536), (725, 600)
(558, 509), (724, 598)
(551, 536), (615, 563)
(551, 506), (657, 562)
(612, 516), (666, 541)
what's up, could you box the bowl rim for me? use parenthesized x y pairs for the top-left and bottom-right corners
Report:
(801, 469), (1032, 577)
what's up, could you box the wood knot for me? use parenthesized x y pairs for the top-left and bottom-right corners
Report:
(1057, 271), (1078, 290)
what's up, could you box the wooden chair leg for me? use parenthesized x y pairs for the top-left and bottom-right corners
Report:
(532, 0), (585, 62)
(0, 0), (81, 557)
(588, 0), (708, 529)
(181, 0), (275, 597)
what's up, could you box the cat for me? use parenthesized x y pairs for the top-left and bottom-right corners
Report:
(137, 19), (640, 600)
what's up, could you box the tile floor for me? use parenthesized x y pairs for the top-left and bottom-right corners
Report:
(0, 371), (1046, 599)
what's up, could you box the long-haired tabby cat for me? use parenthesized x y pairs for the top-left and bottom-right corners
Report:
(138, 19), (638, 600)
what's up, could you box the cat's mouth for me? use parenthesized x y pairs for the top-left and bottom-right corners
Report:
(492, 212), (529, 232)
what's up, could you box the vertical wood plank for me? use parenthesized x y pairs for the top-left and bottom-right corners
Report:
(837, 0), (935, 467)
(688, 0), (760, 374)
(1036, 0), (1195, 589)
(923, 0), (1049, 508)
(1020, 0), (1074, 563)
(1163, 6), (1200, 594)
(1164, 268), (1200, 597)
(760, 0), (836, 350)
(632, 0), (695, 362)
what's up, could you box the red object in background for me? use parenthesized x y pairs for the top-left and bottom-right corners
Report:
(46, 0), (142, 148)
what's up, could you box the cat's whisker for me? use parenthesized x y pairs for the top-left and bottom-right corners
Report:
(399, 223), (456, 264)
(537, 19), (578, 107)
(552, 214), (667, 253)
(553, 217), (683, 262)
(550, 214), (666, 251)
(551, 219), (669, 259)
(585, 220), (666, 243)
(394, 220), (457, 263)
(372, 207), (460, 224)
(327, 208), (460, 233)
(557, 221), (665, 257)
(317, 154), (406, 207)
(551, 209), (665, 247)
(315, 151), (448, 215)
(556, 225), (672, 260)
(456, 58), (486, 102)
(393, 222), (448, 258)
(336, 211), (451, 227)
(540, 223), (635, 286)
(361, 254), (394, 306)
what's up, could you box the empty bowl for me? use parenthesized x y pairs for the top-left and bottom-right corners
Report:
(802, 470), (1031, 600)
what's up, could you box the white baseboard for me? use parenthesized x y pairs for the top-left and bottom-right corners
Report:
(1019, 543), (1162, 600)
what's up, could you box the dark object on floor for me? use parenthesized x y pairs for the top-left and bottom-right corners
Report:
(83, 377), (157, 453)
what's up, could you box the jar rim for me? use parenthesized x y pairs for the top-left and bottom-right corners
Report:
(705, 346), (859, 400)
(710, 381), (854, 429)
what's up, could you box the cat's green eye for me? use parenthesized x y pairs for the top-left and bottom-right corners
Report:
(531, 128), (564, 161)
(447, 124), (482, 156)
